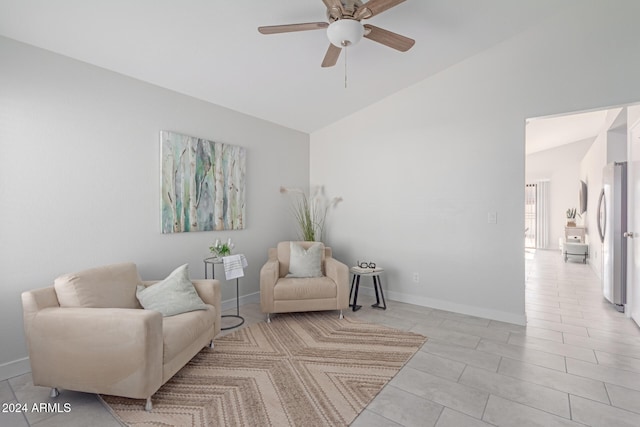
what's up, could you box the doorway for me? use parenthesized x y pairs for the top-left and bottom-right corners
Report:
(525, 102), (640, 322)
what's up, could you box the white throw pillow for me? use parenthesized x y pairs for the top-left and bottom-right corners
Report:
(287, 242), (323, 278)
(136, 264), (207, 317)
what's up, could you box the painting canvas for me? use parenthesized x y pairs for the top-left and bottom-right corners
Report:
(161, 131), (246, 233)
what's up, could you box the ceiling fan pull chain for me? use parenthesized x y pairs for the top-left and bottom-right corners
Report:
(344, 47), (348, 89)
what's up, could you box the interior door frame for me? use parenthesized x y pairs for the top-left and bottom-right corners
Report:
(628, 116), (640, 324)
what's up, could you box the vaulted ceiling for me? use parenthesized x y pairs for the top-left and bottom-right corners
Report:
(0, 0), (567, 133)
(4, 1), (616, 155)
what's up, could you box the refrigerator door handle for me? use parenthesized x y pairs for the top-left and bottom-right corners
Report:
(597, 189), (606, 243)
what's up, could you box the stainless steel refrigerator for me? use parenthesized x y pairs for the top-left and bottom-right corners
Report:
(597, 162), (627, 312)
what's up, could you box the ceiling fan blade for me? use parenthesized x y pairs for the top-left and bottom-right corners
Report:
(258, 22), (328, 35)
(363, 24), (415, 52)
(355, 0), (406, 20)
(321, 44), (342, 67)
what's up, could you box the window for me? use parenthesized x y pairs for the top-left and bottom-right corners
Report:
(525, 184), (536, 248)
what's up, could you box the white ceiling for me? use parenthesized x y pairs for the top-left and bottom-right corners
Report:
(0, 0), (613, 152)
(0, 0), (566, 133)
(525, 109), (610, 155)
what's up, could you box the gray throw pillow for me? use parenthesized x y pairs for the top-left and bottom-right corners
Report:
(136, 264), (207, 317)
(287, 242), (323, 278)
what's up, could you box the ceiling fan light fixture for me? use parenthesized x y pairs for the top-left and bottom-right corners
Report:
(327, 19), (364, 48)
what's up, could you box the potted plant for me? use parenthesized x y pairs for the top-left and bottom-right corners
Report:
(209, 238), (234, 258)
(566, 208), (579, 227)
(280, 186), (342, 242)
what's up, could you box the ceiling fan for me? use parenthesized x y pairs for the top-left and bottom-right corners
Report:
(258, 0), (415, 67)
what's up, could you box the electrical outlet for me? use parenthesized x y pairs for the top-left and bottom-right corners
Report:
(413, 273), (420, 283)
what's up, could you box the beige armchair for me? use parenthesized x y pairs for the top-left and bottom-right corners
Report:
(21, 262), (221, 411)
(260, 241), (349, 322)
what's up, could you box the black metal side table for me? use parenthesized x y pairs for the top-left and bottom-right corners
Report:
(349, 267), (387, 312)
(204, 256), (245, 330)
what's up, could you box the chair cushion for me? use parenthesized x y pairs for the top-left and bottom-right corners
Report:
(54, 262), (142, 309)
(162, 305), (216, 363)
(286, 242), (323, 278)
(277, 241), (326, 278)
(274, 276), (337, 300)
(136, 264), (207, 317)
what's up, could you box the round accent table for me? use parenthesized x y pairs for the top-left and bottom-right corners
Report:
(349, 267), (387, 312)
(204, 256), (245, 330)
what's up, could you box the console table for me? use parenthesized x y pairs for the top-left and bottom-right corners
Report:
(564, 243), (588, 263)
(565, 226), (585, 243)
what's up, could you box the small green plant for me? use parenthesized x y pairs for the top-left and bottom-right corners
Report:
(566, 208), (582, 219)
(209, 238), (234, 257)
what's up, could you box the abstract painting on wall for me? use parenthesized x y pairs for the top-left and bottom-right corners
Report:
(160, 131), (246, 233)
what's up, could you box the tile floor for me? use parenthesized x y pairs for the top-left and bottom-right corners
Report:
(2, 249), (639, 426)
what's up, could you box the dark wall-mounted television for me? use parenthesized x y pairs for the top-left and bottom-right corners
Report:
(579, 180), (588, 214)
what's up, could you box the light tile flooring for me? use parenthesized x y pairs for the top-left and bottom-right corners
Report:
(2, 249), (639, 426)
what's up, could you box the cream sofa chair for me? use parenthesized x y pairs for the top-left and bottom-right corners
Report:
(260, 241), (349, 321)
(21, 262), (221, 411)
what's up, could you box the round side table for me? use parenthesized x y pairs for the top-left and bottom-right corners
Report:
(349, 267), (387, 312)
(204, 257), (245, 330)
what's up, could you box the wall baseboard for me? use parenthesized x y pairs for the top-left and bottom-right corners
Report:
(221, 291), (260, 312)
(0, 357), (31, 381)
(1, 289), (524, 381)
(355, 286), (526, 326)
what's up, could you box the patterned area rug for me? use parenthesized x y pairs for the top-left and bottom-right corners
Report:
(102, 312), (426, 426)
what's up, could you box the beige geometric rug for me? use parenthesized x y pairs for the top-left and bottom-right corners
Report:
(102, 312), (426, 427)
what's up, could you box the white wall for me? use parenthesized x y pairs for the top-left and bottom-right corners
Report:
(608, 128), (628, 162)
(0, 37), (309, 379)
(580, 108), (631, 277)
(580, 131), (607, 276)
(526, 139), (594, 249)
(310, 2), (640, 325)
(629, 105), (640, 127)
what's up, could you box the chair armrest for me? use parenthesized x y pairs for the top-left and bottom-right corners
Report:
(192, 279), (221, 307)
(325, 257), (350, 309)
(192, 279), (222, 337)
(260, 259), (280, 313)
(22, 287), (60, 316)
(25, 307), (163, 399)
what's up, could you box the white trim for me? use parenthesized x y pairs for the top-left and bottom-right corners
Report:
(0, 356), (31, 381)
(2, 288), (525, 381)
(355, 286), (526, 326)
